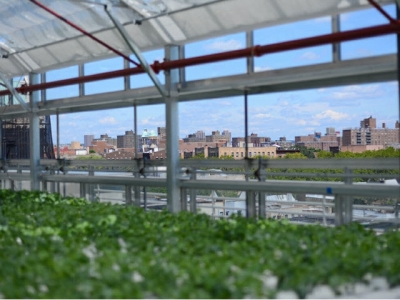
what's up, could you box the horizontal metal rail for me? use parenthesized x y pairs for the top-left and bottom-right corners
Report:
(180, 180), (400, 198)
(2, 158), (398, 170)
(41, 174), (167, 187)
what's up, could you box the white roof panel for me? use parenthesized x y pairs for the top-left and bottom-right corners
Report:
(0, 0), (394, 78)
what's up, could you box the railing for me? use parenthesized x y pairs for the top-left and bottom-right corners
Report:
(0, 157), (399, 229)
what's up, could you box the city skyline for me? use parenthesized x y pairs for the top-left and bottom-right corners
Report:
(49, 3), (398, 145)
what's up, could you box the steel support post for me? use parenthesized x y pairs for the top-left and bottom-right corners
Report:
(29, 73), (40, 191)
(258, 159), (267, 218)
(125, 185), (132, 205)
(49, 168), (55, 193)
(134, 105), (141, 206)
(246, 191), (256, 218)
(335, 167), (353, 225)
(397, 3), (400, 183)
(80, 183), (86, 199)
(79, 64), (85, 97)
(0, 119), (2, 160)
(246, 31), (254, 73)
(56, 112), (61, 193)
(180, 187), (188, 211)
(88, 166), (95, 201)
(179, 46), (186, 88)
(124, 59), (130, 91)
(165, 44), (181, 213)
(17, 165), (22, 191)
(41, 73), (46, 104)
(332, 15), (341, 63)
(343, 168), (354, 224)
(190, 168), (197, 213)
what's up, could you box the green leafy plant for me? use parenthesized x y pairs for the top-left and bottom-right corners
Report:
(0, 189), (399, 298)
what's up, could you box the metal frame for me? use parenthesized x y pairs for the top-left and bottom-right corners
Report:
(0, 0), (398, 225)
(1, 157), (399, 226)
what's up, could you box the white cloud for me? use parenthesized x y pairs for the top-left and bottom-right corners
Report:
(255, 113), (272, 118)
(255, 66), (272, 72)
(314, 109), (349, 121)
(205, 39), (243, 52)
(296, 119), (307, 126)
(99, 116), (117, 124)
(329, 84), (383, 100)
(300, 51), (320, 61)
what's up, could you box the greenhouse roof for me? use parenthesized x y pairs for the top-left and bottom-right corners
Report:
(0, 0), (394, 78)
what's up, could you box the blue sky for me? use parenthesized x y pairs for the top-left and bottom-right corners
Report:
(47, 3), (398, 144)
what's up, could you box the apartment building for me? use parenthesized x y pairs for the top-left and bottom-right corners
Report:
(342, 117), (399, 146)
(295, 128), (340, 150)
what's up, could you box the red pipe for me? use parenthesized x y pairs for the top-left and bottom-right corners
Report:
(367, 0), (399, 24)
(1, 22), (400, 97)
(29, 0), (141, 67)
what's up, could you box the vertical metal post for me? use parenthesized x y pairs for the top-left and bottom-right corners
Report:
(244, 90), (249, 159)
(49, 168), (55, 193)
(332, 15), (341, 63)
(40, 73), (46, 104)
(80, 182), (86, 199)
(180, 187), (188, 211)
(179, 45), (186, 88)
(79, 64), (85, 97)
(29, 73), (40, 191)
(258, 158), (266, 218)
(124, 59), (130, 91)
(343, 168), (353, 224)
(190, 168), (197, 213)
(165, 44), (181, 213)
(397, 4), (400, 172)
(322, 195), (327, 226)
(244, 90), (255, 217)
(246, 191), (256, 218)
(0, 119), (2, 160)
(17, 165), (22, 191)
(125, 185), (132, 205)
(335, 197), (343, 226)
(133, 104), (141, 206)
(246, 31), (254, 74)
(335, 167), (353, 225)
(56, 112), (60, 159)
(88, 166), (95, 201)
(56, 111), (60, 193)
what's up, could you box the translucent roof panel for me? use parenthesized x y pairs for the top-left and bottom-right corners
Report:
(0, 0), (394, 78)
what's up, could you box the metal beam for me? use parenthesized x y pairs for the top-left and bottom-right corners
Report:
(0, 54), (396, 118)
(0, 73), (30, 112)
(165, 45), (181, 213)
(105, 5), (167, 97)
(29, 73), (40, 191)
(332, 15), (341, 63)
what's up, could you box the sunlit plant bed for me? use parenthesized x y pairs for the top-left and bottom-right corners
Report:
(0, 189), (399, 298)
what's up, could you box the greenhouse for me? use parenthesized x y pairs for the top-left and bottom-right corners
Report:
(0, 0), (400, 298)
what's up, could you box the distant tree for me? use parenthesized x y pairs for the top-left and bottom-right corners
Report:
(219, 155), (234, 160)
(295, 145), (315, 158)
(316, 150), (333, 158)
(191, 153), (205, 159)
(284, 152), (307, 159)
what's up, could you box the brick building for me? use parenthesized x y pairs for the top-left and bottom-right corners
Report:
(89, 140), (115, 154)
(232, 133), (271, 147)
(117, 130), (141, 149)
(295, 128), (340, 150)
(205, 130), (231, 144)
(342, 117), (399, 147)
